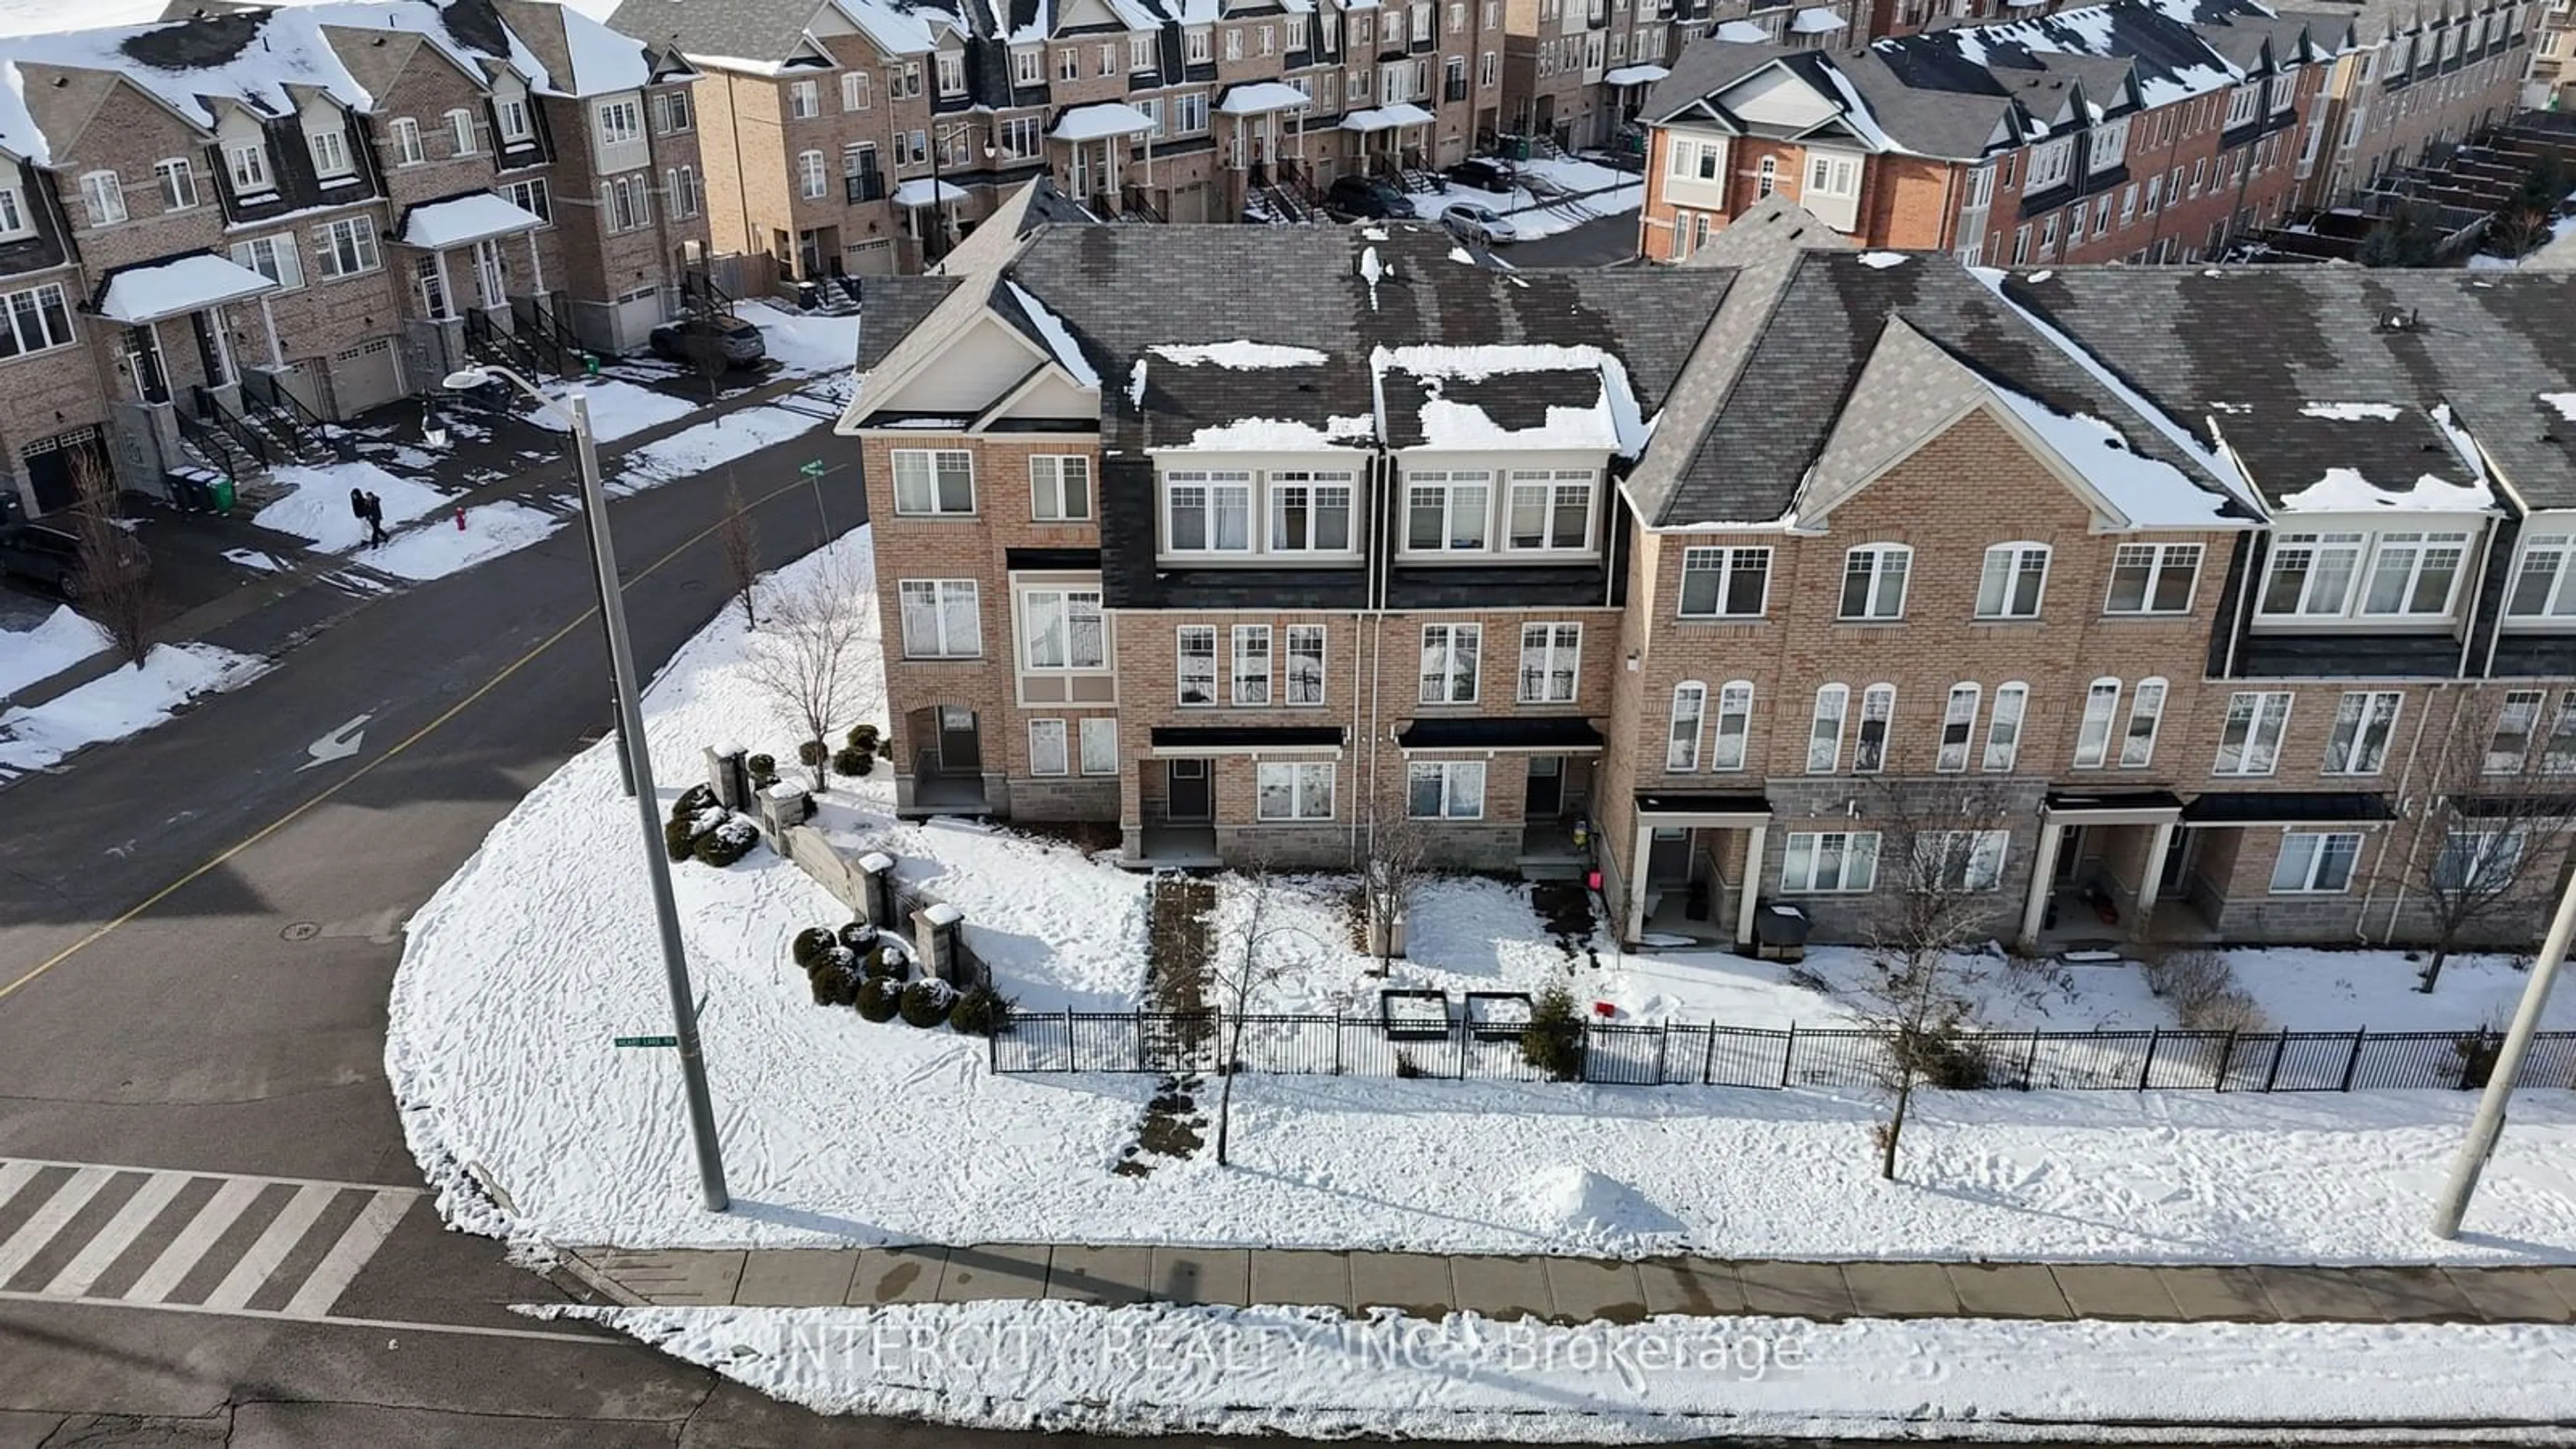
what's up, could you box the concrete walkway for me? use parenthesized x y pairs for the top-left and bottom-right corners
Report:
(563, 1243), (2576, 1326)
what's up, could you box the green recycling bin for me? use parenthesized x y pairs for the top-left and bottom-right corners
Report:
(210, 475), (235, 515)
(1508, 136), (1532, 162)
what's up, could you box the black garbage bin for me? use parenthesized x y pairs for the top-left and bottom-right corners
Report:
(1752, 901), (1811, 963)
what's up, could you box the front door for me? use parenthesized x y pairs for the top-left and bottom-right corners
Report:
(1524, 755), (1563, 818)
(2053, 825), (2088, 885)
(2159, 828), (2195, 896)
(126, 325), (170, 405)
(472, 239), (507, 309)
(1647, 826), (1692, 885)
(936, 706), (981, 773)
(1168, 759), (1212, 822)
(189, 309), (236, 388)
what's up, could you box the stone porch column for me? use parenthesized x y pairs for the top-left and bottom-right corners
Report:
(2135, 820), (2178, 925)
(1734, 820), (1768, 949)
(2019, 818), (2067, 950)
(1624, 816), (1654, 947)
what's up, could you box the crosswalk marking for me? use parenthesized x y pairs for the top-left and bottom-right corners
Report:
(0, 1159), (418, 1323)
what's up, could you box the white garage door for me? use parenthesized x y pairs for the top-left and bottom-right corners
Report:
(843, 239), (897, 276)
(327, 339), (404, 419)
(614, 285), (666, 350)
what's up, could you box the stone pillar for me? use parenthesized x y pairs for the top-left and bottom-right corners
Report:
(857, 851), (896, 929)
(1623, 817), (1654, 947)
(757, 781), (810, 840)
(2019, 818), (2066, 951)
(913, 901), (962, 983)
(1735, 820), (1769, 950)
(706, 741), (746, 810)
(2135, 820), (2178, 926)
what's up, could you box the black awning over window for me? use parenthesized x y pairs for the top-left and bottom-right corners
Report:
(1150, 725), (1345, 749)
(2183, 792), (2395, 825)
(1397, 716), (1605, 751)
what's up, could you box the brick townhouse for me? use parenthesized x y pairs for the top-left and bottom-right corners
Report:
(2274, 0), (2536, 209)
(1496, 0), (1723, 150)
(837, 190), (2576, 957)
(0, 0), (709, 521)
(1634, 0), (2336, 267)
(612, 0), (1509, 284)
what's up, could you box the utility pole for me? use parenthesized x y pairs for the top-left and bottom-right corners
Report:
(2429, 853), (2576, 1238)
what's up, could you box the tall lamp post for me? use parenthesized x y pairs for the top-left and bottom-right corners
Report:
(2430, 855), (2576, 1238)
(442, 362), (731, 1214)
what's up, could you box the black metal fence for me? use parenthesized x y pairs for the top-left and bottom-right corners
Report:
(989, 1010), (2576, 1093)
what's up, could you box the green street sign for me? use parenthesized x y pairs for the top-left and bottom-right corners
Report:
(613, 1034), (679, 1049)
(583, 353), (602, 378)
(799, 460), (825, 478)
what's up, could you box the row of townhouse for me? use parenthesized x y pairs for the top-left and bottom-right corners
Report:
(837, 191), (2576, 958)
(1635, 0), (2347, 266)
(2278, 0), (2542, 206)
(0, 0), (711, 521)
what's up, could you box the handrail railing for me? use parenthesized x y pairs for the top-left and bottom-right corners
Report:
(464, 307), (547, 379)
(190, 386), (272, 471)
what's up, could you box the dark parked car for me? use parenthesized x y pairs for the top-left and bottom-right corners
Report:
(649, 315), (768, 368)
(1326, 175), (1413, 220)
(1447, 159), (1514, 194)
(0, 521), (149, 601)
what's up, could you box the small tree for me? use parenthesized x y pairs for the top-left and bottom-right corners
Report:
(742, 551), (879, 790)
(68, 448), (155, 668)
(682, 323), (731, 405)
(1356, 779), (1436, 977)
(2400, 692), (2565, 993)
(2357, 199), (2445, 268)
(1860, 782), (2012, 1182)
(718, 472), (760, 632)
(1209, 864), (1313, 1167)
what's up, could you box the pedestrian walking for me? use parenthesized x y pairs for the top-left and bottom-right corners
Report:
(348, 486), (368, 539)
(363, 490), (388, 548)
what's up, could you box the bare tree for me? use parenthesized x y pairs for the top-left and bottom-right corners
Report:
(67, 448), (156, 669)
(741, 550), (879, 790)
(2397, 691), (2569, 993)
(1356, 778), (1436, 977)
(717, 472), (760, 633)
(1209, 863), (1315, 1167)
(1860, 781), (2014, 1181)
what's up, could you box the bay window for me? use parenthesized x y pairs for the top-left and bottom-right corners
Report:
(1020, 588), (1104, 671)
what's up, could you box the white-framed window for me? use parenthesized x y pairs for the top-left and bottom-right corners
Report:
(2106, 542), (2202, 613)
(1232, 625), (1271, 705)
(0, 283), (74, 359)
(154, 158), (198, 211)
(1917, 830), (2009, 892)
(227, 142), (271, 195)
(1407, 760), (1486, 819)
(1668, 682), (1706, 771)
(1079, 717), (1118, 775)
(1165, 472), (1252, 553)
(2506, 534), (2575, 623)
(2215, 691), (2294, 775)
(1021, 588), (1104, 672)
(606, 174), (653, 231)
(1711, 681), (1752, 771)
(1285, 625), (1326, 706)
(446, 108), (476, 156)
(2121, 678), (2166, 767)
(1269, 472), (1356, 553)
(2225, 82), (2262, 127)
(1404, 472), (1492, 552)
(229, 234), (303, 290)
(936, 52), (967, 94)
(892, 449), (975, 515)
(1257, 761), (1336, 820)
(1517, 623), (1580, 704)
(2073, 678), (2122, 768)
(1130, 33), (1156, 70)
(596, 98), (643, 144)
(2324, 690), (2402, 775)
(2027, 137), (2074, 191)
(662, 167), (698, 219)
(1937, 683), (1980, 773)
(2487, 689), (2545, 774)
(0, 180), (28, 239)
(2271, 830), (2361, 893)
(653, 90), (694, 133)
(1782, 830), (1880, 893)
(2261, 529), (2470, 621)
(313, 217), (380, 277)
(1678, 545), (1768, 618)
(890, 61), (922, 99)
(504, 177), (553, 223)
(798, 150), (826, 199)
(1177, 626), (1218, 706)
(1031, 455), (1091, 522)
(1807, 684), (1849, 774)
(1014, 46), (1043, 85)
(843, 71), (871, 110)
(1851, 684), (1894, 773)
(1975, 543), (2050, 619)
(495, 96), (533, 144)
(2436, 828), (2526, 892)
(788, 78), (821, 119)
(2091, 115), (2129, 170)
(77, 170), (125, 227)
(1187, 25), (1212, 60)
(1029, 719), (1071, 776)
(1805, 152), (1860, 196)
(2360, 531), (2471, 616)
(2547, 690), (2576, 777)
(390, 118), (424, 166)
(897, 579), (979, 657)
(1839, 544), (1911, 620)
(1419, 623), (1479, 704)
(1985, 682), (2027, 772)
(1756, 155), (1776, 198)
(1505, 470), (1594, 551)
(998, 115), (1043, 160)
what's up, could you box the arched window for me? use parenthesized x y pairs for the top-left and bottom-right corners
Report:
(1711, 681), (1754, 771)
(1807, 684), (1848, 774)
(1985, 682), (2028, 772)
(1937, 683), (1982, 773)
(2074, 677), (2122, 768)
(1668, 682), (1707, 772)
(2122, 677), (2167, 768)
(1854, 684), (1895, 773)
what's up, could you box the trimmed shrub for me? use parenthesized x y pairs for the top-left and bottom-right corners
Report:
(797, 739), (828, 769)
(948, 984), (1012, 1036)
(792, 926), (837, 968)
(672, 783), (717, 822)
(898, 979), (958, 1028)
(693, 814), (761, 867)
(831, 744), (875, 777)
(1519, 982), (1587, 1082)
(862, 943), (910, 981)
(837, 921), (880, 953)
(808, 946), (859, 1007)
(847, 723), (882, 751)
(663, 816), (699, 862)
(1892, 1025), (1990, 1090)
(746, 753), (780, 790)
(2190, 989), (2272, 1036)
(855, 975), (904, 1022)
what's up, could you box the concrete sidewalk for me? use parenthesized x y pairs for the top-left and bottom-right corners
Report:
(562, 1242), (2576, 1326)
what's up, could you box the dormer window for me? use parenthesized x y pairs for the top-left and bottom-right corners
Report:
(936, 52), (967, 95)
(1405, 470), (1492, 551)
(496, 96), (534, 146)
(1165, 471), (1252, 553)
(2025, 137), (2073, 192)
(2259, 527), (2471, 623)
(1015, 46), (1042, 85)
(0, 178), (29, 239)
(2224, 83), (2261, 127)
(2090, 116), (2127, 170)
(307, 123), (354, 180)
(1506, 470), (1595, 550)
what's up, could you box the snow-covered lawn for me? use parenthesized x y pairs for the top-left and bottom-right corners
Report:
(368, 500), (564, 581)
(390, 529), (2576, 1267)
(0, 642), (266, 779)
(614, 405), (835, 491)
(527, 379), (700, 443)
(1411, 154), (1646, 240)
(0, 604), (107, 698)
(735, 303), (860, 380)
(555, 1297), (2576, 1442)
(254, 460), (458, 553)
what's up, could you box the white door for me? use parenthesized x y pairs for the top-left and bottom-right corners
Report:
(472, 239), (506, 309)
(327, 338), (404, 418)
(612, 285), (663, 350)
(843, 239), (897, 276)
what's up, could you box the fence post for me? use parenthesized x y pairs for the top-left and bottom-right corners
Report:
(1134, 1009), (1145, 1073)
(2019, 1031), (2041, 1091)
(1580, 1022), (1595, 1083)
(2339, 1027), (2366, 1092)
(2213, 1028), (2238, 1091)
(1655, 1022), (1672, 1085)
(1333, 1016), (1344, 1076)
(987, 1020), (998, 1075)
(1064, 1007), (1074, 1073)
(1780, 1022), (1796, 1089)
(1701, 1024), (1718, 1086)
(2137, 1026), (2161, 1091)
(1455, 1014), (1468, 1080)
(2261, 1031), (2288, 1092)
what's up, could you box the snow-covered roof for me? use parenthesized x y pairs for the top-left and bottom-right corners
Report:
(1218, 81), (1311, 115)
(398, 193), (547, 248)
(1603, 63), (1671, 86)
(1713, 20), (1770, 40)
(1790, 7), (1848, 32)
(1341, 102), (1435, 132)
(1000, 280), (1099, 390)
(1986, 384), (2245, 526)
(95, 252), (279, 323)
(560, 7), (655, 95)
(1372, 343), (1650, 457)
(892, 177), (970, 207)
(1051, 101), (1157, 140)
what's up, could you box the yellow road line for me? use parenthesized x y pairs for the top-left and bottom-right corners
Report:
(1, 474), (822, 1002)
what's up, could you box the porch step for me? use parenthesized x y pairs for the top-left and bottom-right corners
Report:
(1516, 860), (1587, 882)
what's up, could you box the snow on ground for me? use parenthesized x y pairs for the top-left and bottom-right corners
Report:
(528, 380), (700, 443)
(253, 461), (457, 553)
(735, 302), (860, 378)
(0, 643), (266, 778)
(1413, 155), (1646, 240)
(391, 531), (2576, 1265)
(553, 1297), (2576, 1442)
(0, 604), (106, 698)
(614, 405), (834, 490)
(367, 500), (564, 581)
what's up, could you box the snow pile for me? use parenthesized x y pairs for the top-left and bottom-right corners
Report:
(529, 382), (700, 444)
(1150, 341), (1330, 369)
(1180, 416), (1374, 452)
(554, 1297), (2576, 1440)
(1856, 252), (1909, 269)
(735, 303), (859, 379)
(369, 501), (564, 581)
(616, 406), (833, 488)
(1985, 384), (2237, 525)
(2277, 465), (2494, 514)
(0, 604), (107, 699)
(0, 643), (266, 778)
(254, 462), (456, 553)
(2541, 392), (2576, 423)
(2298, 401), (2402, 421)
(1507, 1165), (1685, 1253)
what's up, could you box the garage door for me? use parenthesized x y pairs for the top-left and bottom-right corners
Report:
(327, 339), (405, 420)
(1167, 183), (1208, 223)
(843, 239), (897, 276)
(21, 426), (109, 515)
(614, 285), (665, 351)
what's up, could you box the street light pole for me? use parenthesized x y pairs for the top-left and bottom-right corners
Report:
(445, 364), (729, 1213)
(2430, 855), (2576, 1238)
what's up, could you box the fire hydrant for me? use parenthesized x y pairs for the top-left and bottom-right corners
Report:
(455, 504), (467, 530)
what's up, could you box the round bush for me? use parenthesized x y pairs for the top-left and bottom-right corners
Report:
(796, 739), (828, 768)
(663, 816), (699, 862)
(948, 985), (1012, 1037)
(746, 751), (777, 779)
(837, 921), (880, 953)
(792, 926), (837, 968)
(862, 943), (910, 981)
(671, 783), (717, 822)
(808, 961), (859, 1008)
(692, 815), (760, 867)
(830, 745), (873, 777)
(855, 975), (904, 1023)
(898, 979), (957, 1028)
(846, 723), (882, 751)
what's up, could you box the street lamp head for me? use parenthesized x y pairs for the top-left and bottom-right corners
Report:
(442, 366), (494, 390)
